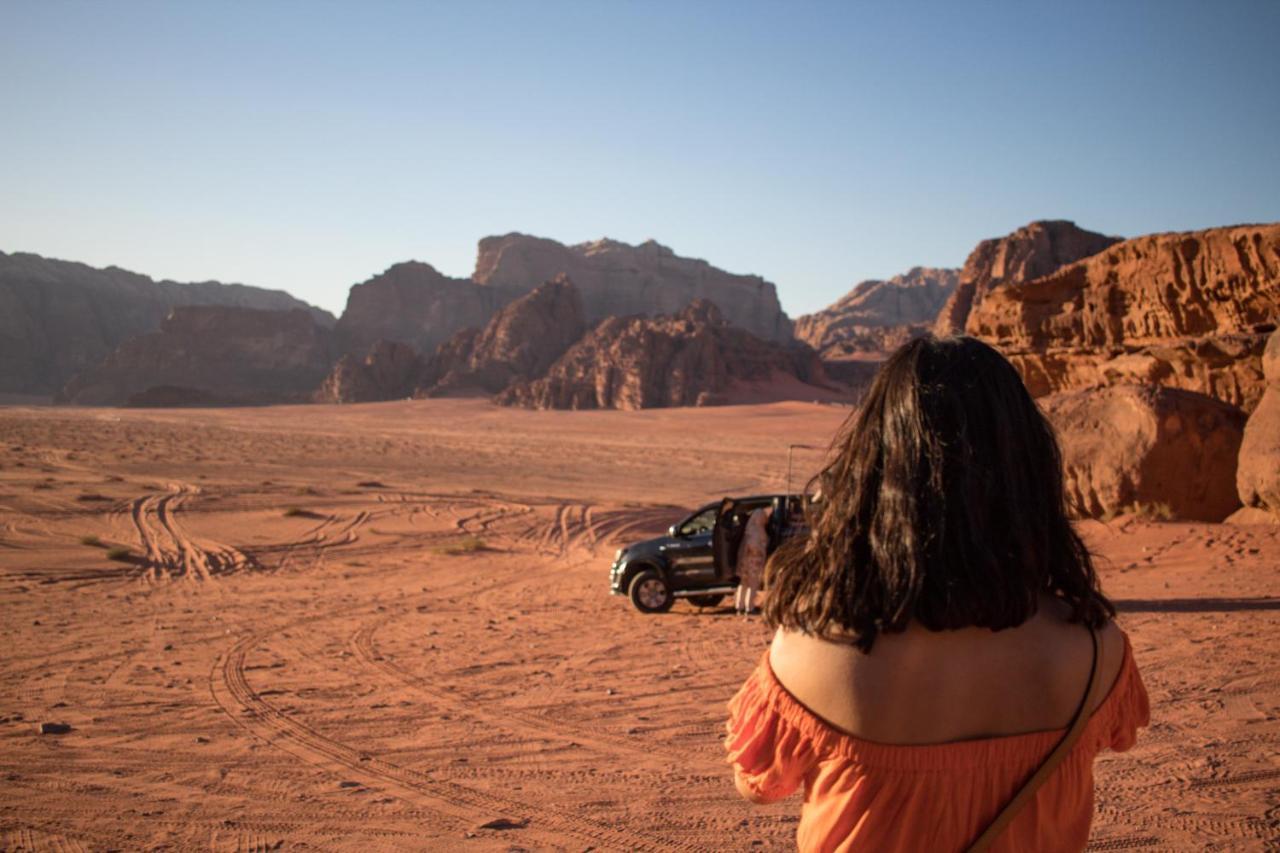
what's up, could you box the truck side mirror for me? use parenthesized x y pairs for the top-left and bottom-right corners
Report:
(668, 524), (680, 538)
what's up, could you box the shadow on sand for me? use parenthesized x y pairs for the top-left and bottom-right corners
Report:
(1115, 597), (1280, 613)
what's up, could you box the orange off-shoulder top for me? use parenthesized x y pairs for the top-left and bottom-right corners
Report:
(724, 632), (1149, 852)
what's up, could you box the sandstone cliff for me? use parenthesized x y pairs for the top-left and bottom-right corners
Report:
(60, 306), (334, 406)
(1236, 328), (1280, 519)
(0, 251), (333, 396)
(422, 275), (586, 396)
(333, 262), (513, 358)
(473, 234), (793, 342)
(1043, 384), (1246, 522)
(934, 221), (1120, 336)
(314, 340), (427, 404)
(496, 300), (829, 410)
(972, 223), (1280, 411)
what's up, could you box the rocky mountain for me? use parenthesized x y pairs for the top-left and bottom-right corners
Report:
(1043, 384), (1246, 522)
(60, 306), (334, 406)
(313, 340), (427, 404)
(333, 261), (513, 357)
(934, 221), (1120, 336)
(473, 234), (793, 342)
(496, 300), (828, 410)
(422, 275), (586, 396)
(970, 223), (1280, 411)
(795, 266), (958, 358)
(0, 251), (334, 396)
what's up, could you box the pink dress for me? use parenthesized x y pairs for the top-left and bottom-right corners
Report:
(736, 509), (769, 588)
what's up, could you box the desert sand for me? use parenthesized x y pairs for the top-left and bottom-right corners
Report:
(0, 399), (1276, 851)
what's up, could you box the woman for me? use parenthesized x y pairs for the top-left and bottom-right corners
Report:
(724, 336), (1148, 852)
(735, 505), (771, 615)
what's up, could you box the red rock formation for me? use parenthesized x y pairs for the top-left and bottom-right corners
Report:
(0, 250), (333, 397)
(334, 261), (512, 357)
(495, 300), (829, 410)
(60, 307), (333, 406)
(1237, 328), (1280, 519)
(1042, 384), (1246, 522)
(796, 267), (958, 356)
(473, 234), (793, 342)
(422, 275), (586, 396)
(314, 340), (426, 404)
(972, 224), (1280, 411)
(934, 221), (1120, 336)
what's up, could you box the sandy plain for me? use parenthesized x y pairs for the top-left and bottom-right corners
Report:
(0, 399), (1276, 852)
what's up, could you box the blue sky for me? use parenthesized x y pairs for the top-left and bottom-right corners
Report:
(2, 1), (1278, 318)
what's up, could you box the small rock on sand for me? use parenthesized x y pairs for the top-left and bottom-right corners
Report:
(38, 722), (72, 735)
(476, 817), (529, 831)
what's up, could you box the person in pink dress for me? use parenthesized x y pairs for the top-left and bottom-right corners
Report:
(735, 505), (772, 616)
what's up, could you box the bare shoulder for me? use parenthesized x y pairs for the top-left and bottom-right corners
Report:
(1091, 618), (1128, 713)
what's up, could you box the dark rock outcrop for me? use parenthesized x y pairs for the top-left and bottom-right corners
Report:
(333, 261), (512, 357)
(60, 306), (333, 406)
(971, 223), (1280, 411)
(473, 234), (793, 342)
(934, 221), (1120, 336)
(496, 300), (828, 410)
(314, 340), (427, 404)
(0, 251), (333, 396)
(1043, 384), (1247, 522)
(1236, 328), (1280, 519)
(422, 275), (586, 396)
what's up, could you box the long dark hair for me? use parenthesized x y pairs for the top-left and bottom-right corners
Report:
(765, 335), (1114, 651)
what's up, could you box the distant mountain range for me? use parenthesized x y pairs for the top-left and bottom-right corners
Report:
(3, 222), (1277, 414)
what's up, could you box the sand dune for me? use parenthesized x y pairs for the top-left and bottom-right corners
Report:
(0, 399), (1275, 850)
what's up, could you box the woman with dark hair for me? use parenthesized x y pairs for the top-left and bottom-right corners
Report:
(724, 336), (1148, 852)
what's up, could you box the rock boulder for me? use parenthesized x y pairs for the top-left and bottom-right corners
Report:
(1236, 329), (1280, 519)
(1042, 384), (1247, 522)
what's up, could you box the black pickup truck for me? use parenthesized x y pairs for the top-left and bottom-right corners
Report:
(609, 494), (807, 613)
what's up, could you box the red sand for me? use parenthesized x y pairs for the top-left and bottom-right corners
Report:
(0, 399), (1275, 850)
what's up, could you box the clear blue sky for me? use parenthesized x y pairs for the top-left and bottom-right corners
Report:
(3, 1), (1278, 318)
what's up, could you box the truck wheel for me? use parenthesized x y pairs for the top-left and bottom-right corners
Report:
(688, 594), (726, 609)
(628, 569), (673, 613)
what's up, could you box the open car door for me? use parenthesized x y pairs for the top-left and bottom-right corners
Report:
(711, 497), (739, 582)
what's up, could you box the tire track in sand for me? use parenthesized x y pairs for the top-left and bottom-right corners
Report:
(127, 484), (258, 580)
(211, 616), (695, 853)
(348, 611), (728, 775)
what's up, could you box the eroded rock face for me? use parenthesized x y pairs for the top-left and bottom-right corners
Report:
(1043, 384), (1247, 522)
(423, 275), (586, 396)
(973, 224), (1280, 411)
(0, 251), (334, 396)
(495, 300), (826, 410)
(334, 262), (512, 357)
(60, 307), (334, 406)
(796, 267), (958, 356)
(314, 340), (426, 404)
(1237, 329), (1280, 519)
(473, 234), (793, 341)
(934, 221), (1120, 336)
